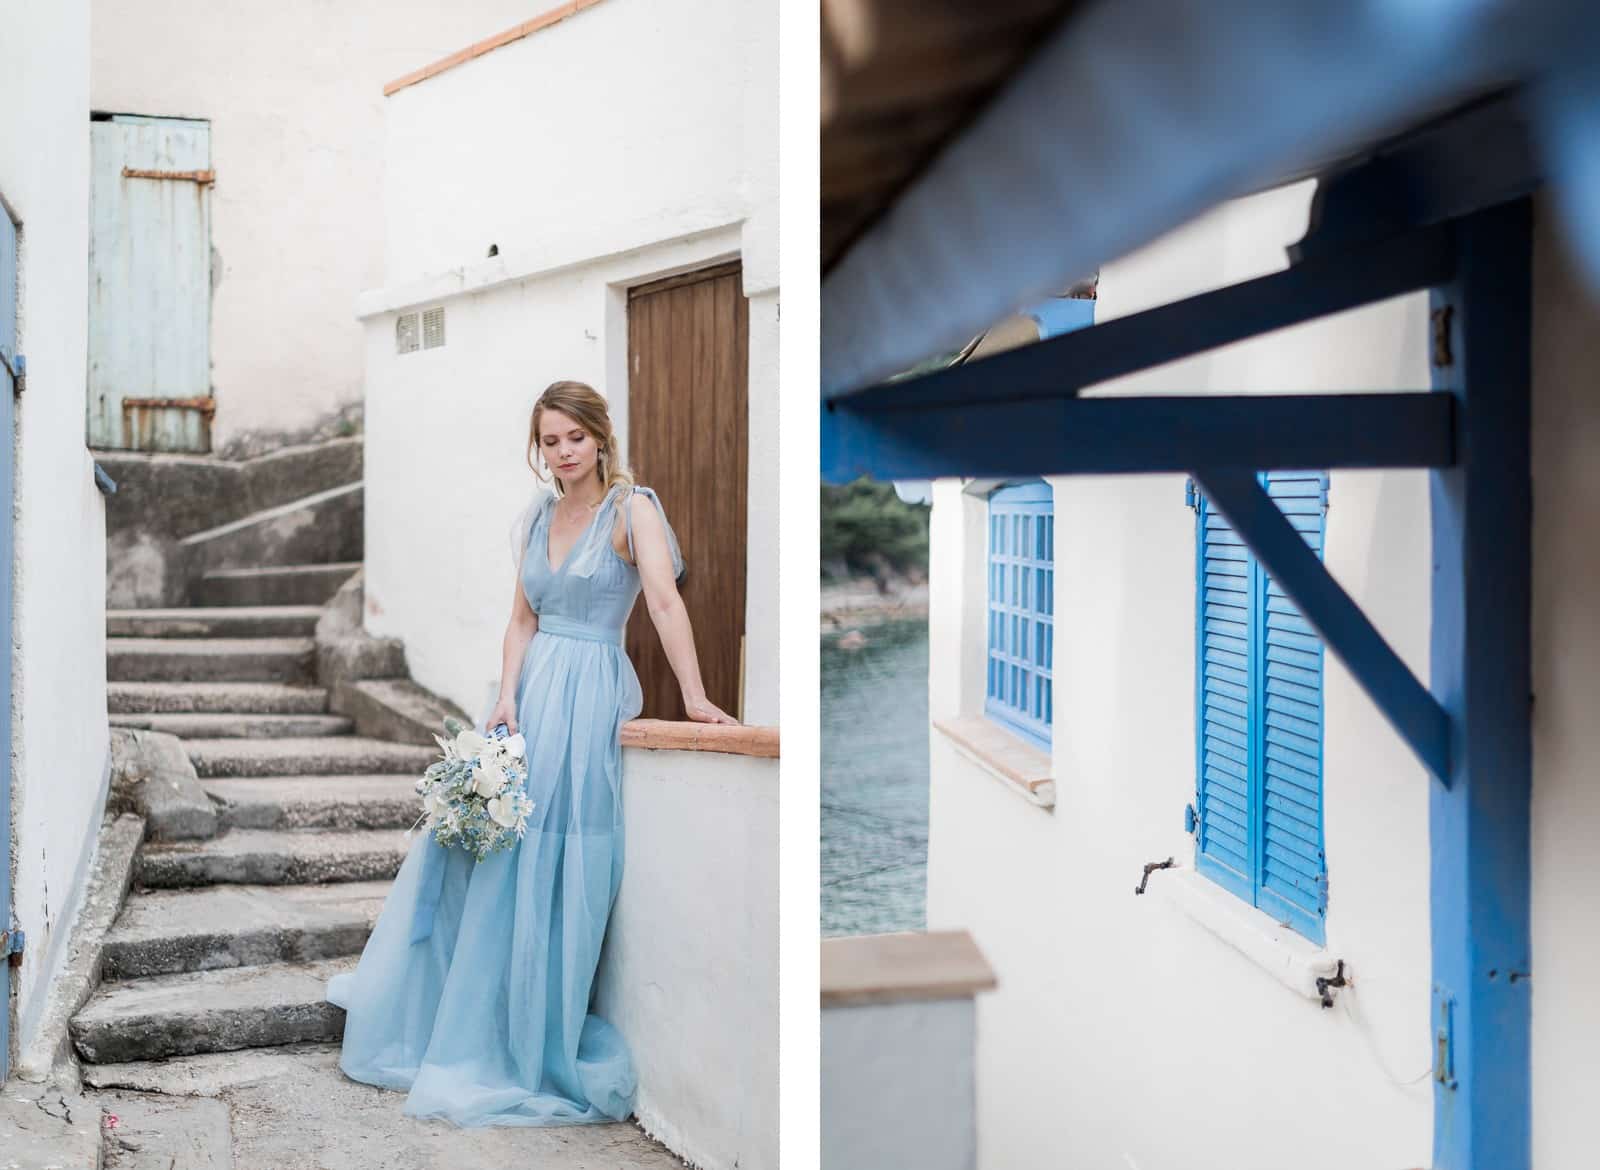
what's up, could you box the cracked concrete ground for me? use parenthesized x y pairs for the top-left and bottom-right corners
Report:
(0, 1081), (100, 1169)
(86, 1045), (688, 1170)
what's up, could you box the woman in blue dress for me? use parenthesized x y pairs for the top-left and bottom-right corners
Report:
(326, 379), (736, 1127)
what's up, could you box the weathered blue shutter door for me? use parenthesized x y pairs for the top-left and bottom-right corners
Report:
(1195, 484), (1256, 902)
(88, 115), (212, 451)
(1195, 472), (1328, 941)
(0, 199), (17, 1080)
(1258, 472), (1328, 941)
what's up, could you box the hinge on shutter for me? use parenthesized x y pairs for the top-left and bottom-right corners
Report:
(0, 352), (22, 393)
(1315, 869), (1329, 914)
(1183, 803), (1198, 834)
(1, 926), (25, 968)
(1184, 478), (1198, 510)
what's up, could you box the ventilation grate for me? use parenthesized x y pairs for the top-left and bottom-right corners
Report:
(396, 312), (419, 355)
(422, 306), (446, 349)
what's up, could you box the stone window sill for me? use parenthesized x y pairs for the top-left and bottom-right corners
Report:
(1149, 865), (1339, 1003)
(621, 718), (779, 758)
(931, 715), (1054, 809)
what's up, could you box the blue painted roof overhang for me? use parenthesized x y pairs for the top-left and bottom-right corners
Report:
(820, 0), (1600, 399)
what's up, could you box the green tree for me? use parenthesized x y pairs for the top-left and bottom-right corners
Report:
(820, 479), (929, 581)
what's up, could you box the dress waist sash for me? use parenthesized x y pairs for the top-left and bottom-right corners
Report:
(536, 613), (624, 645)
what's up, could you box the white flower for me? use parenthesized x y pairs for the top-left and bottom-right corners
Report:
(422, 791), (444, 818)
(433, 733), (456, 760)
(472, 762), (507, 798)
(454, 728), (488, 759)
(486, 794), (521, 829)
(502, 732), (527, 761)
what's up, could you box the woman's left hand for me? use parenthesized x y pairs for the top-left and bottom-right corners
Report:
(684, 695), (739, 725)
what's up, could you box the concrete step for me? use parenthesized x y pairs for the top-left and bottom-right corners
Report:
(102, 882), (390, 979)
(71, 956), (355, 1063)
(136, 827), (409, 889)
(195, 563), (360, 607)
(185, 735), (435, 778)
(108, 680), (330, 715)
(179, 482), (363, 576)
(109, 712), (354, 739)
(203, 775), (420, 831)
(107, 637), (316, 683)
(107, 605), (324, 639)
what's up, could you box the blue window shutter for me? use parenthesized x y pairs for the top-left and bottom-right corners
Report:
(1195, 485), (1256, 902)
(1194, 471), (1328, 941)
(986, 481), (1054, 748)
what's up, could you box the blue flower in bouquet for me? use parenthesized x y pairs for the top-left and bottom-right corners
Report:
(411, 716), (535, 860)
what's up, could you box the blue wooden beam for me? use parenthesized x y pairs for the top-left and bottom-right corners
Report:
(823, 393), (1455, 484)
(828, 223), (1454, 407)
(1428, 201), (1532, 1170)
(1191, 467), (1452, 783)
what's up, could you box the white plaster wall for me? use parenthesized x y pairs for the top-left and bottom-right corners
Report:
(89, 0), (536, 451)
(362, 0), (778, 726)
(380, 0), (773, 291)
(0, 0), (113, 1063)
(1528, 196), (1600, 1170)
(595, 748), (778, 1170)
(821, 997), (977, 1170)
(926, 183), (1437, 1170)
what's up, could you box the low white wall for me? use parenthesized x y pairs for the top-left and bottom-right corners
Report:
(596, 747), (777, 1170)
(89, 0), (535, 452)
(926, 183), (1437, 1170)
(821, 997), (977, 1170)
(0, 0), (114, 1064)
(362, 0), (778, 725)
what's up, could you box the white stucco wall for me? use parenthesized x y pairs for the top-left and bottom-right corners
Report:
(360, 0), (778, 727)
(1527, 199), (1600, 1170)
(0, 0), (114, 1065)
(926, 183), (1439, 1170)
(596, 748), (778, 1170)
(88, 0), (536, 452)
(821, 997), (978, 1170)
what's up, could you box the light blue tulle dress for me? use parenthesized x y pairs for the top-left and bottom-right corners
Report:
(326, 482), (681, 1127)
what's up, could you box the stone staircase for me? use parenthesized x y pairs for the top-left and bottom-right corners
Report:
(73, 456), (440, 1078)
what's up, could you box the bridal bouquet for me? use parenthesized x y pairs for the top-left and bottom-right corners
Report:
(410, 717), (535, 860)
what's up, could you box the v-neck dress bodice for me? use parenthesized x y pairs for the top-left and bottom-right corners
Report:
(327, 484), (682, 1128)
(518, 483), (670, 657)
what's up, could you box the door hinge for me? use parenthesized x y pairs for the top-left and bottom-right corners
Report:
(1184, 803), (1198, 834)
(1, 927), (26, 968)
(1433, 990), (1458, 1089)
(0, 352), (22, 393)
(1184, 478), (1198, 510)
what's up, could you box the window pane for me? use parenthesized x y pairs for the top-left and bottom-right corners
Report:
(1048, 521), (1054, 561)
(1045, 678), (1053, 725)
(1036, 516), (1047, 563)
(1045, 570), (1054, 615)
(1020, 618), (1031, 664)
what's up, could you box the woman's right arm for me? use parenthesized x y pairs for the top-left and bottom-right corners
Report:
(486, 569), (537, 733)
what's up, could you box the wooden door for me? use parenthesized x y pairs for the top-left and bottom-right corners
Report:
(88, 115), (212, 451)
(625, 261), (748, 720)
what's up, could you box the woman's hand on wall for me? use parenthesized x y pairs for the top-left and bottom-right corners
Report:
(682, 694), (738, 724)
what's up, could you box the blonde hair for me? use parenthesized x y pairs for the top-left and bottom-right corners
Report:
(526, 380), (634, 495)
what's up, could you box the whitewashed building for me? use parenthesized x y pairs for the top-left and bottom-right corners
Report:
(0, 0), (115, 1082)
(357, 3), (778, 1168)
(821, 7), (1600, 1167)
(873, 185), (1599, 1170)
(88, 0), (537, 455)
